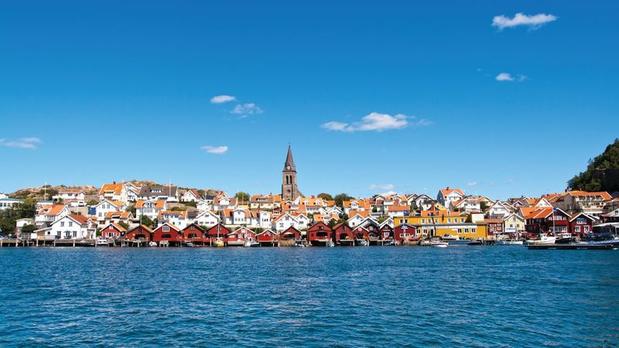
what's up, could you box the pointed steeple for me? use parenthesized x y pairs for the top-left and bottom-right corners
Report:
(283, 145), (296, 172)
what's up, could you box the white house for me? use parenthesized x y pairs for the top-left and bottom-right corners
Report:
(158, 211), (190, 229)
(347, 213), (366, 228)
(0, 198), (22, 211)
(437, 187), (465, 209)
(450, 198), (481, 213)
(181, 189), (202, 203)
(249, 210), (272, 229)
(46, 214), (95, 240)
(99, 183), (126, 202)
(137, 199), (165, 221)
(274, 213), (298, 233)
(35, 204), (69, 227)
(412, 194), (435, 211)
(52, 189), (86, 206)
(487, 201), (514, 218)
(194, 211), (220, 228)
(94, 199), (123, 221)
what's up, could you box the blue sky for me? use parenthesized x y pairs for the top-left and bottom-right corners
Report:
(0, 1), (617, 199)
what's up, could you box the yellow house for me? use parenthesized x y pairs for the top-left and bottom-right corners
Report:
(394, 210), (488, 240)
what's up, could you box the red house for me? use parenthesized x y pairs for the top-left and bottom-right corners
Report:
(280, 226), (302, 246)
(353, 226), (369, 241)
(394, 224), (417, 244)
(333, 223), (354, 245)
(522, 207), (570, 237)
(123, 225), (153, 243)
(100, 223), (126, 239)
(256, 229), (277, 246)
(379, 225), (394, 244)
(206, 223), (231, 245)
(183, 223), (206, 245)
(569, 213), (595, 237)
(153, 223), (183, 246)
(307, 222), (333, 246)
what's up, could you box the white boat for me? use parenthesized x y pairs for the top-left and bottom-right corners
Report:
(527, 234), (556, 245)
(496, 240), (524, 245)
(432, 241), (449, 248)
(148, 241), (158, 247)
(96, 238), (111, 246)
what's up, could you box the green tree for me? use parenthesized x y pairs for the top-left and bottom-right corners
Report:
(568, 138), (619, 192)
(235, 192), (250, 203)
(334, 193), (354, 208)
(317, 193), (333, 201)
(21, 224), (36, 235)
(140, 215), (155, 228)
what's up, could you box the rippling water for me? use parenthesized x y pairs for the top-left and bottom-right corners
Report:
(0, 247), (617, 347)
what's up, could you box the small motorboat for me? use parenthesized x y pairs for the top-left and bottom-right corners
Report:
(432, 241), (449, 248)
(148, 241), (158, 247)
(185, 242), (195, 248)
(213, 239), (225, 248)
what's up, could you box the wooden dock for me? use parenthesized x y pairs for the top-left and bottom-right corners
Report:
(527, 243), (614, 250)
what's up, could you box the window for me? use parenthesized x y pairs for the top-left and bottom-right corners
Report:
(61, 222), (65, 227)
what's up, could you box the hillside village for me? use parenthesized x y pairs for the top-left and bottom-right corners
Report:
(1, 147), (618, 247)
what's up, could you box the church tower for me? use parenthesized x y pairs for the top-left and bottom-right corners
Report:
(282, 145), (300, 201)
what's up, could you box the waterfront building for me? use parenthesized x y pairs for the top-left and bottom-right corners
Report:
(394, 210), (487, 239)
(183, 223), (206, 244)
(46, 214), (95, 240)
(307, 222), (333, 246)
(100, 223), (127, 239)
(122, 225), (154, 242)
(332, 223), (354, 245)
(256, 229), (277, 246)
(153, 223), (183, 246)
(394, 224), (418, 243)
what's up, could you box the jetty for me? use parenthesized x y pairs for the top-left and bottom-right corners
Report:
(527, 243), (614, 250)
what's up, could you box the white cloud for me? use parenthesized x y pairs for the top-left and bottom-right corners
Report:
(201, 145), (228, 155)
(0, 137), (42, 149)
(370, 184), (395, 191)
(210, 95), (236, 104)
(492, 13), (557, 30)
(496, 72), (514, 81)
(496, 72), (527, 82)
(322, 112), (430, 133)
(231, 103), (263, 117)
(467, 181), (478, 187)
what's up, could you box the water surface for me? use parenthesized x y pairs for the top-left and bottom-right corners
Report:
(1, 247), (617, 347)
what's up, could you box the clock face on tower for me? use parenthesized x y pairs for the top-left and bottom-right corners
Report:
(286, 166), (291, 170)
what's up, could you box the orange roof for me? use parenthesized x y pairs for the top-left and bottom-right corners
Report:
(99, 183), (123, 195)
(155, 199), (166, 209)
(567, 190), (612, 201)
(520, 207), (553, 219)
(348, 210), (369, 219)
(389, 204), (410, 212)
(69, 214), (89, 225)
(440, 187), (464, 197)
(47, 204), (66, 216)
(105, 211), (131, 219)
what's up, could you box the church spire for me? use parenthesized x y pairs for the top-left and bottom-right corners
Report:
(283, 145), (296, 172)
